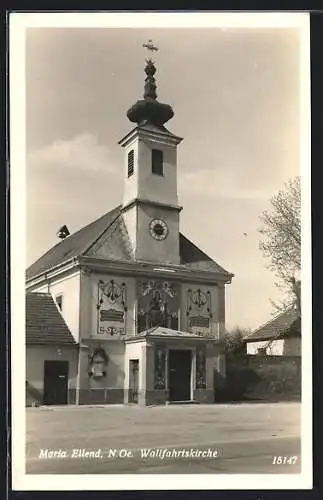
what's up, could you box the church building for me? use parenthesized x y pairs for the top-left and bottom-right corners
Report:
(26, 45), (233, 406)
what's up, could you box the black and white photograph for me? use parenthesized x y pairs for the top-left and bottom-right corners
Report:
(10, 12), (311, 491)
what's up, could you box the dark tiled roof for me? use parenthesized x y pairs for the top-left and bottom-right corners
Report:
(26, 205), (232, 280)
(85, 212), (133, 261)
(179, 234), (229, 274)
(26, 206), (122, 280)
(244, 307), (301, 343)
(26, 293), (77, 345)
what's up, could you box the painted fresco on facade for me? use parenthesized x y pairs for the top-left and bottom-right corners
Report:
(137, 279), (179, 333)
(195, 345), (207, 389)
(154, 345), (167, 390)
(186, 288), (213, 337)
(96, 279), (127, 336)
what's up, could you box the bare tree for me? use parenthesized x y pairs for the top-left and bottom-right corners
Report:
(259, 176), (301, 312)
(223, 327), (250, 356)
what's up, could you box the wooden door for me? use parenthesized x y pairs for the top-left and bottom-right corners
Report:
(168, 350), (191, 401)
(43, 360), (69, 405)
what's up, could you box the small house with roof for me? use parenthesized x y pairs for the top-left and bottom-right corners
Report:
(244, 307), (301, 356)
(26, 293), (78, 406)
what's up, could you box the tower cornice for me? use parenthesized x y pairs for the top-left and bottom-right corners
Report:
(121, 198), (183, 213)
(118, 124), (183, 149)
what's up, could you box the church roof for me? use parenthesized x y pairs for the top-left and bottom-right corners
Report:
(26, 293), (77, 345)
(26, 205), (231, 281)
(244, 307), (301, 343)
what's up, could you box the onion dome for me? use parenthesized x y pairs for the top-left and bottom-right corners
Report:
(127, 58), (174, 127)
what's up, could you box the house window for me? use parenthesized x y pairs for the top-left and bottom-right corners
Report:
(128, 150), (134, 177)
(55, 295), (63, 311)
(152, 149), (163, 176)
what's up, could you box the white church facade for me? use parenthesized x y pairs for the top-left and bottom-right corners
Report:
(26, 49), (233, 406)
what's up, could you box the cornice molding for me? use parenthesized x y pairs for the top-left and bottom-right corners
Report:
(78, 256), (233, 285)
(125, 335), (221, 344)
(118, 125), (183, 149)
(121, 198), (183, 213)
(26, 258), (79, 288)
(26, 256), (233, 289)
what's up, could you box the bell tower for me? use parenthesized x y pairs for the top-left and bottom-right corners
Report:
(119, 41), (183, 265)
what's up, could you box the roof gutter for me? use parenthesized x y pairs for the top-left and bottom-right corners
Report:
(26, 256), (79, 286)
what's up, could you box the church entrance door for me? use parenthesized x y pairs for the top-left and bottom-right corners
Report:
(168, 350), (191, 402)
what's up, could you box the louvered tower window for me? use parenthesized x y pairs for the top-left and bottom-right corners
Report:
(152, 149), (163, 176)
(128, 150), (134, 177)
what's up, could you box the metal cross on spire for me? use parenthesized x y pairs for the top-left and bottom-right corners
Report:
(142, 39), (159, 53)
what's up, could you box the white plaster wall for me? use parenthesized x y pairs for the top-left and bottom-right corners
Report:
(180, 283), (219, 337)
(270, 339), (284, 356)
(122, 137), (179, 208)
(121, 209), (137, 257)
(137, 140), (178, 206)
(246, 338), (301, 356)
(103, 341), (125, 388)
(124, 341), (146, 391)
(218, 284), (226, 338)
(85, 273), (136, 339)
(247, 340), (283, 355)
(79, 271), (92, 342)
(49, 273), (81, 342)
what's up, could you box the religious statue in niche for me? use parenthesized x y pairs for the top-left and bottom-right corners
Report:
(154, 346), (166, 390)
(195, 346), (206, 389)
(96, 279), (127, 336)
(137, 280), (179, 333)
(88, 348), (109, 378)
(186, 288), (213, 336)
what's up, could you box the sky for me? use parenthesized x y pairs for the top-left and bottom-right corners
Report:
(25, 24), (301, 330)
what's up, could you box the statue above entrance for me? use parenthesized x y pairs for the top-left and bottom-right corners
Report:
(137, 279), (179, 333)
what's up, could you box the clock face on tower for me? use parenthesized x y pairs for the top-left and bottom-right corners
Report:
(149, 219), (169, 240)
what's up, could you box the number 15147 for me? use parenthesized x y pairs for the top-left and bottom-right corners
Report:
(272, 456), (298, 465)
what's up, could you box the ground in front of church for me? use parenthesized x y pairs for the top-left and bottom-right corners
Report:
(26, 402), (301, 474)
